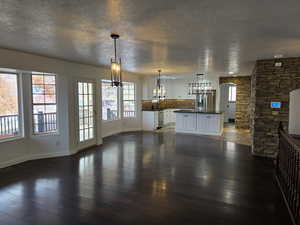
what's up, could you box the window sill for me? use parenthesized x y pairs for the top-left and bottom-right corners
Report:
(123, 117), (137, 120)
(102, 117), (137, 123)
(0, 136), (25, 144)
(102, 119), (122, 123)
(32, 132), (60, 137)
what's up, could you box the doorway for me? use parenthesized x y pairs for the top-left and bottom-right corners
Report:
(76, 80), (97, 148)
(220, 83), (237, 124)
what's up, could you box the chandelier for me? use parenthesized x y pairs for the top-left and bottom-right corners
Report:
(110, 33), (122, 87)
(153, 69), (166, 100)
(188, 73), (214, 95)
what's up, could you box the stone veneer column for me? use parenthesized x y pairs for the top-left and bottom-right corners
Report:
(219, 76), (251, 129)
(251, 57), (300, 157)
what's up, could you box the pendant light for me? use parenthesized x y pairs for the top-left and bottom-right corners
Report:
(110, 33), (122, 87)
(153, 69), (166, 100)
(188, 73), (215, 111)
(188, 73), (214, 95)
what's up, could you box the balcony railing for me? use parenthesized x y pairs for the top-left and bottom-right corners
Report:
(0, 114), (19, 139)
(104, 109), (136, 120)
(105, 109), (118, 120)
(276, 122), (300, 225)
(33, 112), (57, 133)
(124, 111), (135, 117)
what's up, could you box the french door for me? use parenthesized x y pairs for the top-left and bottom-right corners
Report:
(77, 80), (96, 147)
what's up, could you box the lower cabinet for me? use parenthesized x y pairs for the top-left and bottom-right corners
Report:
(176, 113), (197, 131)
(197, 114), (220, 134)
(143, 109), (180, 131)
(142, 111), (159, 130)
(176, 113), (223, 136)
(163, 109), (177, 126)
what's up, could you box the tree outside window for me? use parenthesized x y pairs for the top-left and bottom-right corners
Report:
(102, 81), (119, 120)
(0, 73), (20, 139)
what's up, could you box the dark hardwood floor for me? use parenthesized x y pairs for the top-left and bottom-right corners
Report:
(0, 131), (292, 225)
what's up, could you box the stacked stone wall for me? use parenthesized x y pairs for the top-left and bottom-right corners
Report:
(251, 58), (300, 157)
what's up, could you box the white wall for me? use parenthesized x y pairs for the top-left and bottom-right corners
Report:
(142, 75), (220, 111)
(0, 48), (142, 168)
(220, 83), (236, 122)
(289, 88), (300, 135)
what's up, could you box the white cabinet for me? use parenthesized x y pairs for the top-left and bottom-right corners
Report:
(176, 112), (224, 136)
(196, 114), (207, 132)
(175, 113), (184, 130)
(184, 114), (197, 131)
(163, 109), (170, 125)
(142, 111), (159, 130)
(176, 113), (197, 132)
(207, 115), (220, 133)
(197, 114), (221, 135)
(163, 109), (177, 126)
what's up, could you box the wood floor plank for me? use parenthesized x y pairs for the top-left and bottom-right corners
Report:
(0, 131), (292, 225)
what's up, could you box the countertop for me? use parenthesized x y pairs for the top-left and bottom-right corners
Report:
(174, 110), (223, 114)
(142, 108), (193, 112)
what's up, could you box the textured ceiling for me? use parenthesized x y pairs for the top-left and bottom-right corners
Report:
(1, 0), (300, 77)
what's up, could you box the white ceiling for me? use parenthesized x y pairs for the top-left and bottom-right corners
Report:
(1, 0), (300, 77)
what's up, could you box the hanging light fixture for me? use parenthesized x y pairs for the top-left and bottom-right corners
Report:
(188, 73), (214, 95)
(153, 69), (166, 100)
(110, 33), (122, 87)
(188, 73), (216, 111)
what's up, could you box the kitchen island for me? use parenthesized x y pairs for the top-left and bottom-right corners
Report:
(175, 110), (224, 136)
(142, 109), (178, 131)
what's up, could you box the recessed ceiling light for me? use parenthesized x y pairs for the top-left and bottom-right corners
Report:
(229, 72), (234, 75)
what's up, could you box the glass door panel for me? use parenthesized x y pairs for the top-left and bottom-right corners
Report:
(77, 81), (95, 143)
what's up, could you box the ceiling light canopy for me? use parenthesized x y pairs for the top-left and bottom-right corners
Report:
(110, 33), (122, 87)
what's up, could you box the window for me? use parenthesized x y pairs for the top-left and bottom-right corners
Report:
(228, 85), (236, 102)
(78, 82), (95, 142)
(123, 82), (136, 117)
(102, 80), (119, 120)
(31, 73), (57, 134)
(0, 73), (22, 140)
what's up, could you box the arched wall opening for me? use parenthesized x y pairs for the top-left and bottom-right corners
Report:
(220, 83), (237, 124)
(219, 76), (251, 129)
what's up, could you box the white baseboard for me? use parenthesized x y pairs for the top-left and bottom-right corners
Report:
(102, 128), (142, 138)
(0, 150), (70, 169)
(102, 129), (123, 138)
(123, 128), (142, 133)
(175, 129), (223, 136)
(0, 128), (142, 169)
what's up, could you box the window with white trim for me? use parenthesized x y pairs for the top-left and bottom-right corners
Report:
(102, 80), (119, 120)
(31, 73), (57, 134)
(228, 85), (236, 102)
(123, 82), (136, 117)
(0, 72), (22, 140)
